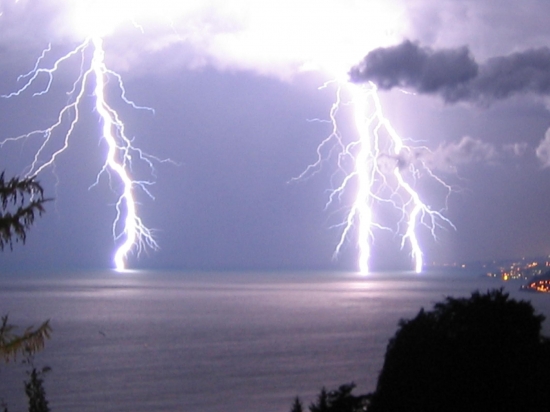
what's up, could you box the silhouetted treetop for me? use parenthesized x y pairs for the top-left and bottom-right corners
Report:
(0, 315), (51, 363)
(0, 172), (50, 250)
(368, 289), (550, 412)
(290, 396), (304, 412)
(291, 383), (368, 412)
(0, 173), (51, 412)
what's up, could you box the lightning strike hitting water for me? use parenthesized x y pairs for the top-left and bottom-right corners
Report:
(1, 0), (446, 273)
(0, 36), (159, 271)
(297, 80), (454, 274)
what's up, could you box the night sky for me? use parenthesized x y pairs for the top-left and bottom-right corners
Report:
(1, 0), (550, 272)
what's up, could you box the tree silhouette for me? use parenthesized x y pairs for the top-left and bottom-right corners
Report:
(290, 397), (304, 412)
(0, 172), (51, 362)
(368, 289), (550, 412)
(24, 361), (51, 412)
(0, 172), (51, 412)
(0, 315), (51, 363)
(0, 172), (49, 250)
(310, 387), (328, 412)
(290, 383), (368, 412)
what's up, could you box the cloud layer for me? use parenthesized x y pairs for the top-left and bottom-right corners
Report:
(0, 0), (406, 79)
(350, 40), (550, 104)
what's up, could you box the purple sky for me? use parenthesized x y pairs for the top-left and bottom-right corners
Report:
(1, 0), (550, 272)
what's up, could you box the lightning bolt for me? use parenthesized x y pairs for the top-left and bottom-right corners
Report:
(0, 36), (160, 271)
(1, 1), (445, 274)
(297, 80), (455, 274)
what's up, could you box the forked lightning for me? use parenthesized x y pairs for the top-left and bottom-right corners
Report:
(297, 81), (454, 273)
(0, 36), (159, 270)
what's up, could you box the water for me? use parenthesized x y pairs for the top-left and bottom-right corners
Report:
(1, 269), (549, 412)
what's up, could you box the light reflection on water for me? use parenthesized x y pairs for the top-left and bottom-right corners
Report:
(0, 270), (547, 412)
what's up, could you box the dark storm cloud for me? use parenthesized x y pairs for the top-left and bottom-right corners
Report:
(349, 40), (478, 95)
(350, 40), (550, 104)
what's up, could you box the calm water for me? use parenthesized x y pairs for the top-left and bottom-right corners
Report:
(1, 269), (549, 412)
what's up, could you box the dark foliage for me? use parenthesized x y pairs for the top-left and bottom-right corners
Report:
(1, 176), (51, 412)
(24, 364), (51, 412)
(0, 320), (52, 412)
(309, 387), (329, 412)
(291, 383), (368, 412)
(290, 397), (304, 412)
(0, 172), (49, 250)
(0, 315), (52, 362)
(368, 289), (550, 412)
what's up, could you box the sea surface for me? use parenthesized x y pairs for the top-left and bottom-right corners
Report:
(1, 269), (549, 412)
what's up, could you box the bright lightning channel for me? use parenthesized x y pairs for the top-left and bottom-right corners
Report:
(297, 80), (454, 274)
(0, 36), (160, 271)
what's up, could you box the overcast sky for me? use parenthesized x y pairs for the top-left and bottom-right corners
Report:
(1, 0), (550, 273)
